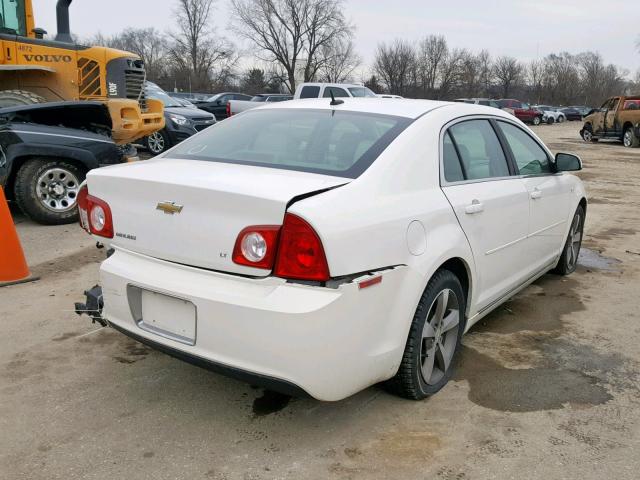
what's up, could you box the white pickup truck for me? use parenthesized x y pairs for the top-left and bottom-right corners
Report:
(294, 83), (377, 100)
(227, 94), (292, 117)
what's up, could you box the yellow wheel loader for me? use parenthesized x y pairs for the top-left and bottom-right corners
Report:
(0, 0), (164, 144)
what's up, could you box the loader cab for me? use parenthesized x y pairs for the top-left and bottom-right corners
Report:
(0, 0), (28, 36)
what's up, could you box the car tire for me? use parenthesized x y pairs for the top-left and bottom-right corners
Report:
(384, 269), (466, 400)
(14, 158), (86, 225)
(623, 127), (640, 148)
(553, 205), (585, 276)
(546, 116), (555, 125)
(582, 124), (598, 143)
(533, 116), (541, 126)
(558, 115), (565, 123)
(144, 129), (170, 155)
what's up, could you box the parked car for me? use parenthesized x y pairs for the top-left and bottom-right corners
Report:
(497, 99), (544, 125)
(294, 83), (377, 99)
(581, 96), (640, 147)
(195, 93), (253, 120)
(570, 106), (594, 117)
(227, 94), (293, 117)
(143, 85), (216, 155)
(0, 102), (129, 224)
(455, 98), (501, 108)
(76, 99), (587, 401)
(533, 105), (566, 124)
(168, 91), (211, 103)
(560, 107), (583, 121)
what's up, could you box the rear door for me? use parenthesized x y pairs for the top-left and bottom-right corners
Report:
(441, 119), (531, 311)
(496, 120), (570, 270)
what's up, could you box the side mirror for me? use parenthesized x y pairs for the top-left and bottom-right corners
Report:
(32, 28), (47, 39)
(555, 153), (582, 172)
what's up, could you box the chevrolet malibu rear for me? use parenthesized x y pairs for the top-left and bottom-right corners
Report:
(77, 98), (587, 401)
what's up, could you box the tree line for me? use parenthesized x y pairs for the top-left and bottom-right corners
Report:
(90, 0), (640, 105)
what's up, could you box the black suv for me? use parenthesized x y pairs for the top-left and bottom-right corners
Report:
(143, 84), (216, 155)
(194, 92), (252, 120)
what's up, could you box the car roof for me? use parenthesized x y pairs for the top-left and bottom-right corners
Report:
(251, 97), (515, 120)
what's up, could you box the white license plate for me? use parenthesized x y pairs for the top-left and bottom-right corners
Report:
(138, 290), (196, 345)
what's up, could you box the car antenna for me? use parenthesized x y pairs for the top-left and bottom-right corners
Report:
(329, 90), (344, 106)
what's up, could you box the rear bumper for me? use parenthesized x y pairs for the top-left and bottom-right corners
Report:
(100, 247), (411, 401)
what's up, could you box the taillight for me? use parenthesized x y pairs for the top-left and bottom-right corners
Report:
(274, 213), (330, 282)
(77, 185), (89, 232)
(232, 226), (280, 269)
(80, 190), (114, 239)
(226, 102), (232, 117)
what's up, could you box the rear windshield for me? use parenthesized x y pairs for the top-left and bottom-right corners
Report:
(167, 109), (412, 178)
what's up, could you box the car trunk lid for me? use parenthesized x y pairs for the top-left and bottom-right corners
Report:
(87, 158), (348, 276)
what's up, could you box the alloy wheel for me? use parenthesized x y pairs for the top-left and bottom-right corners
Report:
(36, 167), (80, 212)
(567, 211), (583, 270)
(147, 132), (166, 154)
(419, 288), (461, 385)
(583, 129), (593, 142)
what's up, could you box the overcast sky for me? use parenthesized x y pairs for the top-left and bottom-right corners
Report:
(32, 0), (640, 76)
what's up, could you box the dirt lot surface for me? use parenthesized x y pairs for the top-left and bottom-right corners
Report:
(2, 122), (639, 480)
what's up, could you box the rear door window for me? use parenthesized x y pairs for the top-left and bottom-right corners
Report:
(299, 86), (320, 99)
(323, 87), (349, 98)
(448, 120), (510, 180)
(442, 132), (465, 182)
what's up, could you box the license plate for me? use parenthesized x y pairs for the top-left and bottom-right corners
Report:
(138, 290), (196, 345)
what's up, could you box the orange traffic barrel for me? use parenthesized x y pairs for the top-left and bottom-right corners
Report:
(0, 186), (37, 287)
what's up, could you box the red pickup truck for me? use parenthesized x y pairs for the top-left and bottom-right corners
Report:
(497, 99), (543, 125)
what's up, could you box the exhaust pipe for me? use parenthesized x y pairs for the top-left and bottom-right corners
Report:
(55, 0), (73, 43)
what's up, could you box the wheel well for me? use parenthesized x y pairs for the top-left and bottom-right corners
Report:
(437, 258), (471, 313)
(579, 197), (587, 215)
(5, 155), (87, 199)
(622, 121), (634, 133)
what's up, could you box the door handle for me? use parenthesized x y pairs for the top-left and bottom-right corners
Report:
(465, 200), (484, 214)
(530, 188), (542, 200)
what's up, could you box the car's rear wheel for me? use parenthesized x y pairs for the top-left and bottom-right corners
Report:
(623, 127), (639, 148)
(144, 129), (170, 155)
(546, 116), (555, 125)
(14, 158), (85, 225)
(385, 270), (466, 400)
(553, 205), (585, 275)
(533, 116), (541, 126)
(558, 115), (565, 123)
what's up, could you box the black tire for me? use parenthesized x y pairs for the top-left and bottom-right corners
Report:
(14, 158), (86, 225)
(143, 129), (170, 156)
(546, 116), (555, 125)
(558, 115), (565, 123)
(0, 89), (46, 108)
(582, 124), (598, 143)
(384, 269), (467, 400)
(623, 127), (640, 148)
(553, 205), (585, 275)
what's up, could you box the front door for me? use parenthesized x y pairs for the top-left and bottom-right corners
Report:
(604, 97), (620, 136)
(441, 119), (531, 311)
(496, 120), (571, 271)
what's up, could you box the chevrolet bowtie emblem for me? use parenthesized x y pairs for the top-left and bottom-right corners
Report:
(156, 201), (183, 215)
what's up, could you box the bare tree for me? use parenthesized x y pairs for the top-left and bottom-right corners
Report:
(417, 35), (448, 98)
(317, 37), (360, 83)
(169, 0), (235, 91)
(111, 28), (168, 81)
(493, 56), (522, 98)
(373, 39), (416, 96)
(438, 48), (464, 99)
(527, 59), (544, 104)
(230, 0), (352, 92)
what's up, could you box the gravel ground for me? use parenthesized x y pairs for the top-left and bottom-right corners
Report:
(1, 121), (639, 480)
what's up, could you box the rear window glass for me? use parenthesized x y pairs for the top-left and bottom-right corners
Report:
(623, 100), (640, 110)
(167, 109), (412, 178)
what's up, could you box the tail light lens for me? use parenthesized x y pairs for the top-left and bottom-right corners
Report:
(77, 185), (113, 238)
(77, 185), (89, 232)
(226, 102), (232, 117)
(274, 213), (330, 282)
(232, 226), (280, 269)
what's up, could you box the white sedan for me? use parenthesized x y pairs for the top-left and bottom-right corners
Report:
(77, 99), (586, 401)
